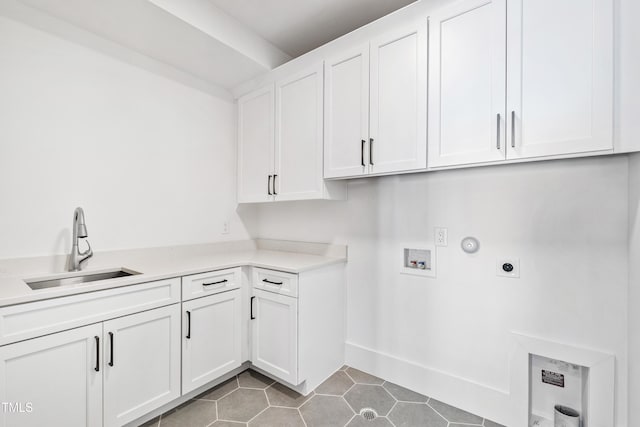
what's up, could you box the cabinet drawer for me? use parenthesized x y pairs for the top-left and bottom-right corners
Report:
(252, 268), (298, 298)
(182, 268), (241, 301)
(0, 278), (180, 346)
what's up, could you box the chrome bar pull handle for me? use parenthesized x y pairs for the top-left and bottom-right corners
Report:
(267, 175), (272, 196)
(369, 138), (374, 165)
(361, 140), (366, 167)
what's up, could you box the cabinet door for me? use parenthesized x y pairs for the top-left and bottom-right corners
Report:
(506, 0), (613, 159)
(274, 65), (324, 200)
(251, 289), (298, 385)
(428, 0), (507, 167)
(238, 85), (275, 203)
(103, 304), (180, 427)
(369, 22), (428, 174)
(0, 324), (102, 427)
(182, 290), (242, 394)
(324, 45), (370, 178)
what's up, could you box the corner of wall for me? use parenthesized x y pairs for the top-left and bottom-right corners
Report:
(627, 152), (640, 426)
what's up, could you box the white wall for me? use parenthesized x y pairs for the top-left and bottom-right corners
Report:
(615, 0), (640, 152)
(255, 156), (629, 425)
(0, 16), (255, 259)
(628, 153), (640, 426)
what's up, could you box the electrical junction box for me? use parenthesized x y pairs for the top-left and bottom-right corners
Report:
(497, 257), (520, 278)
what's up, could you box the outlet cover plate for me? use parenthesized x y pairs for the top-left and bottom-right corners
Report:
(435, 227), (448, 247)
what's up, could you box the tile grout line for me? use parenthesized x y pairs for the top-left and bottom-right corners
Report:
(269, 404), (309, 409)
(244, 389), (270, 425)
(198, 386), (238, 402)
(298, 405), (309, 427)
(341, 393), (358, 416)
(264, 384), (273, 406)
(343, 413), (357, 427)
(387, 399), (399, 419)
(343, 369), (358, 384)
(426, 400), (453, 424)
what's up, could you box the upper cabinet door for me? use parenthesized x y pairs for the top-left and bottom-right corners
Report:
(428, 0), (507, 168)
(238, 85), (275, 203)
(506, 0), (613, 159)
(274, 65), (325, 200)
(369, 23), (428, 174)
(324, 45), (370, 178)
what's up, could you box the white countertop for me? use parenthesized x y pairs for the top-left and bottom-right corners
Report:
(0, 239), (347, 307)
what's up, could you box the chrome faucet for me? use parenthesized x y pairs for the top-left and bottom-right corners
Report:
(69, 207), (93, 271)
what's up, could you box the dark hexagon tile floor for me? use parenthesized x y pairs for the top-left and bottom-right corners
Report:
(142, 367), (506, 427)
(344, 384), (395, 416)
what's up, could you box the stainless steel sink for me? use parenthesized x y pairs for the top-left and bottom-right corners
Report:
(25, 268), (141, 291)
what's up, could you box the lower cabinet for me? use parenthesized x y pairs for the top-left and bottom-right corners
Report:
(251, 288), (298, 385)
(103, 304), (181, 427)
(0, 264), (344, 425)
(182, 289), (242, 394)
(0, 323), (103, 427)
(0, 304), (180, 427)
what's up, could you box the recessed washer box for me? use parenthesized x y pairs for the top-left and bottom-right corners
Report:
(400, 244), (436, 278)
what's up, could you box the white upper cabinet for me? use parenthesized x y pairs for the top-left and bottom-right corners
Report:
(237, 86), (275, 203)
(369, 24), (428, 174)
(237, 68), (345, 203)
(429, 0), (613, 168)
(506, 0), (613, 159)
(324, 45), (370, 178)
(274, 65), (326, 200)
(324, 23), (428, 178)
(239, 0), (615, 177)
(428, 0), (507, 167)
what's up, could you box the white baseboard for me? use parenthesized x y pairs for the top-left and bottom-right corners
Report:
(345, 341), (510, 426)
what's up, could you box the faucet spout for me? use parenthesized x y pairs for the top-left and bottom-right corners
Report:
(69, 207), (93, 271)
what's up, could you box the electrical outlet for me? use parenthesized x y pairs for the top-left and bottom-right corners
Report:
(435, 227), (448, 247)
(222, 221), (230, 234)
(496, 258), (520, 278)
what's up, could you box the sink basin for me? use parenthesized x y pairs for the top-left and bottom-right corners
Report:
(25, 268), (141, 291)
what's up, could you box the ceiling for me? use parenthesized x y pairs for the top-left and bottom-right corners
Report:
(2, 0), (417, 95)
(209, 0), (417, 58)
